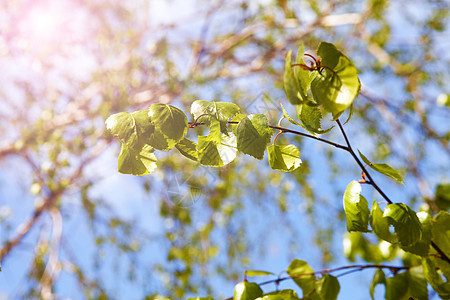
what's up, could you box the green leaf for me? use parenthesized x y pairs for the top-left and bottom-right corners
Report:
(256, 289), (299, 300)
(385, 271), (408, 300)
(148, 103), (188, 143)
(311, 42), (360, 119)
(267, 144), (301, 172)
(315, 274), (340, 300)
(383, 203), (422, 247)
(343, 181), (370, 232)
(280, 103), (302, 126)
(244, 270), (274, 276)
(435, 183), (450, 211)
(408, 265), (429, 300)
(286, 259), (315, 296)
(293, 44), (311, 102)
(431, 211), (450, 261)
(198, 133), (237, 167)
(401, 211), (431, 257)
(237, 114), (273, 160)
(233, 281), (263, 300)
(343, 232), (383, 263)
(118, 143), (157, 176)
(284, 50), (302, 105)
(297, 104), (334, 135)
(370, 269), (385, 300)
(175, 137), (198, 161)
(370, 200), (396, 243)
(423, 258), (450, 298)
(358, 150), (404, 184)
(106, 110), (154, 150)
(191, 100), (240, 134)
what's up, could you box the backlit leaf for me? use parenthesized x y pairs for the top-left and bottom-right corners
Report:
(343, 181), (370, 232)
(198, 133), (237, 167)
(408, 265), (428, 300)
(315, 274), (340, 300)
(284, 50), (302, 105)
(423, 258), (450, 298)
(237, 114), (273, 159)
(370, 200), (396, 243)
(267, 144), (301, 172)
(385, 271), (408, 300)
(383, 203), (422, 247)
(311, 42), (360, 119)
(175, 137), (198, 161)
(294, 44), (311, 102)
(118, 143), (157, 176)
(430, 211), (450, 262)
(297, 104), (334, 135)
(191, 100), (240, 134)
(233, 281), (263, 300)
(287, 259), (315, 295)
(358, 150), (404, 184)
(244, 270), (274, 276)
(256, 289), (299, 300)
(369, 268), (385, 300)
(401, 211), (431, 257)
(148, 103), (188, 143)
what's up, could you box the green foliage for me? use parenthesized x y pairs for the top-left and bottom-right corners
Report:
(286, 259), (315, 296)
(237, 114), (273, 160)
(358, 151), (404, 184)
(267, 144), (301, 172)
(233, 281), (263, 300)
(118, 144), (157, 176)
(370, 200), (396, 243)
(256, 289), (299, 300)
(244, 270), (274, 276)
(435, 183), (450, 211)
(311, 42), (360, 119)
(370, 269), (385, 299)
(315, 274), (340, 300)
(284, 50), (303, 105)
(383, 203), (422, 247)
(343, 181), (370, 232)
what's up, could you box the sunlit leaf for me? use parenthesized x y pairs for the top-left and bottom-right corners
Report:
(118, 143), (157, 176)
(191, 100), (240, 134)
(431, 211), (450, 261)
(385, 271), (408, 300)
(423, 258), (450, 298)
(358, 150), (404, 184)
(315, 274), (340, 300)
(343, 232), (383, 263)
(435, 183), (450, 211)
(233, 281), (263, 300)
(284, 50), (302, 105)
(294, 43), (311, 102)
(237, 114), (273, 159)
(408, 265), (428, 300)
(198, 133), (237, 167)
(286, 259), (315, 296)
(175, 137), (198, 161)
(383, 203), (422, 247)
(280, 103), (302, 126)
(148, 103), (188, 143)
(343, 181), (370, 232)
(369, 268), (385, 300)
(311, 42), (360, 119)
(244, 270), (274, 276)
(297, 104), (334, 135)
(267, 144), (301, 172)
(370, 201), (396, 243)
(401, 211), (431, 257)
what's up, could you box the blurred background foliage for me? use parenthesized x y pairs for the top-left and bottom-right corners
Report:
(0, 0), (449, 299)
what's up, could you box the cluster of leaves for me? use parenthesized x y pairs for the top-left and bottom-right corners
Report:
(106, 42), (450, 299)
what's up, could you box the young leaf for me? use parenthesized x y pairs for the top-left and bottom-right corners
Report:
(370, 200), (396, 243)
(358, 150), (404, 184)
(284, 50), (302, 105)
(310, 42), (360, 119)
(383, 203), (422, 247)
(118, 143), (157, 176)
(244, 270), (274, 277)
(343, 181), (370, 232)
(423, 258), (450, 299)
(430, 211), (450, 260)
(385, 271), (408, 300)
(237, 114), (273, 160)
(106, 110), (154, 150)
(401, 211), (431, 257)
(369, 268), (385, 300)
(315, 274), (340, 300)
(191, 100), (240, 134)
(280, 103), (302, 126)
(148, 103), (188, 143)
(233, 281), (263, 300)
(294, 43), (311, 102)
(297, 104), (334, 135)
(286, 259), (315, 295)
(175, 137), (198, 161)
(408, 265), (429, 300)
(267, 144), (301, 172)
(198, 133), (237, 167)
